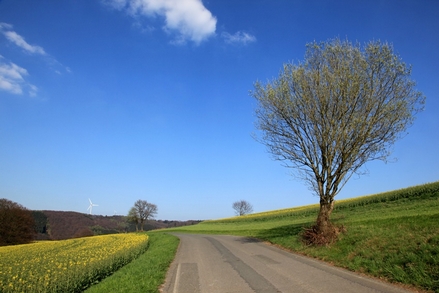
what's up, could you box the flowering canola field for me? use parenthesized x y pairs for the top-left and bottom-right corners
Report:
(0, 233), (149, 293)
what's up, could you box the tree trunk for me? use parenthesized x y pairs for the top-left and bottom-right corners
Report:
(302, 198), (338, 246)
(316, 198), (334, 234)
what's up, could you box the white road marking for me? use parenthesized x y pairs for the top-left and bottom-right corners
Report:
(173, 263), (181, 293)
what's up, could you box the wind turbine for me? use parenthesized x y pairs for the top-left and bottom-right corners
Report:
(87, 198), (98, 215)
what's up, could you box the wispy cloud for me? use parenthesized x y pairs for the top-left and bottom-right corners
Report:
(0, 56), (38, 96)
(0, 23), (46, 55)
(0, 23), (69, 97)
(0, 23), (69, 74)
(102, 0), (217, 45)
(222, 31), (256, 45)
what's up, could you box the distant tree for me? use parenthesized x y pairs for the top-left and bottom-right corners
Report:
(233, 200), (253, 216)
(251, 38), (425, 244)
(129, 200), (158, 231)
(0, 199), (35, 246)
(127, 207), (139, 231)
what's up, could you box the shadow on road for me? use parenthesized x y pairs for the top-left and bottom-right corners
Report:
(234, 237), (263, 244)
(254, 223), (309, 241)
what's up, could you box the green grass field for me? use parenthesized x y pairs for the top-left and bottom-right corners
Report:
(164, 181), (439, 292)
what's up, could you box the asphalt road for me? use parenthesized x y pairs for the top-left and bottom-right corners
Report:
(161, 234), (414, 293)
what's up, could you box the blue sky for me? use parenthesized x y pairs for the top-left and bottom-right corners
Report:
(1, 0), (438, 220)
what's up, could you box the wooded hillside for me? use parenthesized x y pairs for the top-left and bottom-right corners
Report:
(32, 210), (200, 240)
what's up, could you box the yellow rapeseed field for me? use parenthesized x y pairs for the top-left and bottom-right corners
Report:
(0, 233), (149, 293)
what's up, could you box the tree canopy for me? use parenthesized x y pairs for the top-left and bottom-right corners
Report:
(252, 39), (425, 244)
(0, 199), (35, 246)
(232, 200), (253, 216)
(128, 200), (158, 231)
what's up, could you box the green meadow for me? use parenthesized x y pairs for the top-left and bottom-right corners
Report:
(73, 181), (439, 293)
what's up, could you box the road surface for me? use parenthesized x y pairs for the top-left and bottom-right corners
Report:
(162, 234), (414, 293)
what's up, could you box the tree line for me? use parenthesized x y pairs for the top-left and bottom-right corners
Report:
(0, 198), (35, 246)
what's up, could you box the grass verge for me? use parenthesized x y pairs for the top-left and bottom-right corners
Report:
(165, 182), (439, 292)
(84, 232), (179, 293)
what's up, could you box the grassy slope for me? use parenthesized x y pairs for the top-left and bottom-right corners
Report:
(165, 182), (439, 292)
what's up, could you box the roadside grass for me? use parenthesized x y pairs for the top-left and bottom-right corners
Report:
(165, 181), (439, 292)
(85, 233), (179, 293)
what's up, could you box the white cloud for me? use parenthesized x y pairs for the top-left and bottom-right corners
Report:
(0, 23), (46, 55)
(103, 0), (217, 44)
(222, 31), (256, 45)
(0, 56), (38, 96)
(0, 23), (70, 98)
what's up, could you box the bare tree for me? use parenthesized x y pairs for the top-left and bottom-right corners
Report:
(251, 39), (425, 244)
(130, 200), (158, 231)
(233, 200), (253, 216)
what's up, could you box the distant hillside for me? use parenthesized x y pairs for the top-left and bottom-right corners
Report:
(32, 210), (200, 240)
